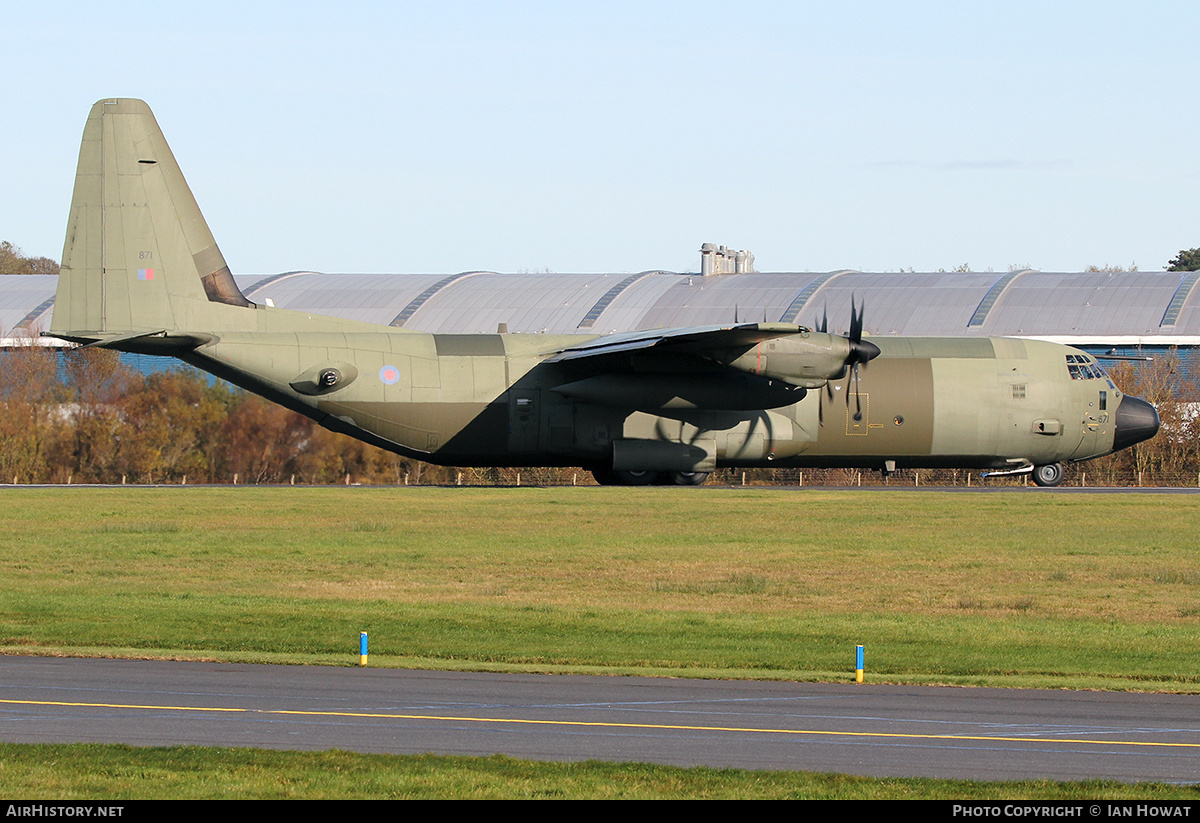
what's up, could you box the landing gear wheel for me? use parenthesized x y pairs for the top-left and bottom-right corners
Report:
(1032, 462), (1064, 487)
(667, 471), (710, 486)
(613, 469), (660, 486)
(590, 469), (619, 486)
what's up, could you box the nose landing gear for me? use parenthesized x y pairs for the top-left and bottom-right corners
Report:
(1032, 462), (1064, 487)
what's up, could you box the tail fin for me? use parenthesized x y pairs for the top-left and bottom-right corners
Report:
(52, 98), (253, 341)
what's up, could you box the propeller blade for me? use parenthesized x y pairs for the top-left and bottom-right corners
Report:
(819, 374), (834, 427)
(842, 296), (875, 421)
(851, 363), (863, 422)
(845, 295), (880, 368)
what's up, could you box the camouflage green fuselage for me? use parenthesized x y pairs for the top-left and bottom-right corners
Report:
(185, 329), (1123, 473)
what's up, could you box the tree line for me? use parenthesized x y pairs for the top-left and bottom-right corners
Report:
(2, 242), (1198, 486)
(0, 242), (59, 275)
(0, 344), (428, 485)
(0, 340), (1195, 487)
(5, 238), (1200, 277)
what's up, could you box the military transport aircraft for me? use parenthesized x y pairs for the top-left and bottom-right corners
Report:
(48, 99), (1160, 486)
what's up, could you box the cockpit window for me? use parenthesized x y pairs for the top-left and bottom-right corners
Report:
(1066, 354), (1107, 380)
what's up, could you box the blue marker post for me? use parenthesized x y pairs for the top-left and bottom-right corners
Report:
(359, 632), (369, 667)
(855, 645), (864, 683)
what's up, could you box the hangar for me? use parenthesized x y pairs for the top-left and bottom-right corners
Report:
(4, 250), (1199, 375)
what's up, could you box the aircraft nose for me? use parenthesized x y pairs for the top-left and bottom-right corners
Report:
(1112, 395), (1160, 451)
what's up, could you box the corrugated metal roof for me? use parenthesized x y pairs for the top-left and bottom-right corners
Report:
(1161, 271), (1200, 327)
(577, 271), (662, 329)
(11, 269), (1200, 344)
(0, 274), (58, 335)
(786, 272), (999, 336)
(410, 272), (617, 333)
(980, 272), (1183, 336)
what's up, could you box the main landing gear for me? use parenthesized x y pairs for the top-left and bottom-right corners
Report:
(590, 469), (711, 486)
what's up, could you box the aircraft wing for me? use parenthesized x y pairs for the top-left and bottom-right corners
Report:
(543, 322), (809, 363)
(541, 320), (877, 403)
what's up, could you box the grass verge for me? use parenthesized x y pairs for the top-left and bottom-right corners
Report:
(1, 743), (1197, 800)
(1, 486), (1197, 690)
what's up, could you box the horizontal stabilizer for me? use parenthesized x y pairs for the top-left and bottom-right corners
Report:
(44, 329), (214, 352)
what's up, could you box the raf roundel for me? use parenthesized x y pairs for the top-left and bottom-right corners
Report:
(379, 365), (401, 385)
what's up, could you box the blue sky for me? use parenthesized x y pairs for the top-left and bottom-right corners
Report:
(5, 1), (1198, 274)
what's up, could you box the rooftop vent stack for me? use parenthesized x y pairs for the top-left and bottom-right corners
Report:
(700, 243), (717, 276)
(735, 249), (754, 273)
(700, 243), (754, 276)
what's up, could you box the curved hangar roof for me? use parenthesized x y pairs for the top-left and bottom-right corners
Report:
(6, 269), (1200, 346)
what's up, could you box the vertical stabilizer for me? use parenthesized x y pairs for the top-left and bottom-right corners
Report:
(53, 98), (252, 338)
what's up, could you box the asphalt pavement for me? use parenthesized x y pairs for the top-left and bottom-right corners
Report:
(1, 656), (1197, 783)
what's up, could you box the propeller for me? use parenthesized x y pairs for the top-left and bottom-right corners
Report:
(817, 306), (833, 425)
(845, 296), (880, 422)
(817, 296), (880, 425)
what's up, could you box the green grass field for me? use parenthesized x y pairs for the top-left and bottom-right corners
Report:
(1, 486), (1197, 689)
(3, 743), (1197, 800)
(3, 486), (1199, 798)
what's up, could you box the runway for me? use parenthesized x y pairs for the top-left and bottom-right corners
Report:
(1, 656), (1197, 783)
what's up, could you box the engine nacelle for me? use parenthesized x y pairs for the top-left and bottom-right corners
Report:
(718, 332), (877, 387)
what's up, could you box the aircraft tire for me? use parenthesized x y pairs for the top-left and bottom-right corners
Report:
(590, 469), (619, 486)
(668, 471), (710, 486)
(613, 470), (660, 486)
(1032, 462), (1064, 487)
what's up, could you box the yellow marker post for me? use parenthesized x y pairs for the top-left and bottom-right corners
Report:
(359, 632), (369, 667)
(855, 645), (864, 683)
